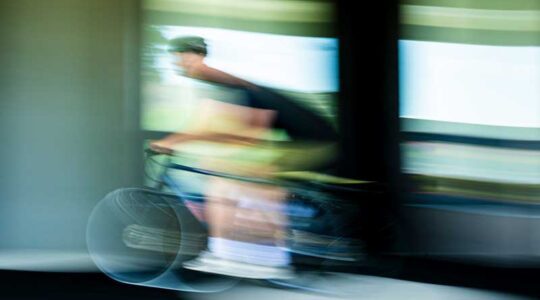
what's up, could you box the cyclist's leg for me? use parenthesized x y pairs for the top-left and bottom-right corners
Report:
(184, 177), (293, 278)
(205, 178), (290, 262)
(204, 177), (239, 239)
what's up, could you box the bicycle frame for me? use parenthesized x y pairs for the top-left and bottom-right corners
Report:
(86, 149), (371, 293)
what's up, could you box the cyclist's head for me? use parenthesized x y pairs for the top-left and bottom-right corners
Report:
(168, 36), (207, 56)
(168, 36), (207, 74)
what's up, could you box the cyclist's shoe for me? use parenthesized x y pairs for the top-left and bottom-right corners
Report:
(183, 251), (295, 279)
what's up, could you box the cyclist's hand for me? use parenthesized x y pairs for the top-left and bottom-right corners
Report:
(149, 139), (174, 155)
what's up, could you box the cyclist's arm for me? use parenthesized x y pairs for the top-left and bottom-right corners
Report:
(150, 99), (276, 153)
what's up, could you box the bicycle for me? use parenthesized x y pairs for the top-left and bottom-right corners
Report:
(87, 145), (380, 294)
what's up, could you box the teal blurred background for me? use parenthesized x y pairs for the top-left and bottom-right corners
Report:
(0, 0), (142, 258)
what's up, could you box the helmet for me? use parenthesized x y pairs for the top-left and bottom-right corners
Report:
(168, 36), (207, 55)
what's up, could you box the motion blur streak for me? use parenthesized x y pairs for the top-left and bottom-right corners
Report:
(399, 0), (540, 262)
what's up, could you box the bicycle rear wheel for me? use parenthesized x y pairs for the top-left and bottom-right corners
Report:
(86, 187), (239, 292)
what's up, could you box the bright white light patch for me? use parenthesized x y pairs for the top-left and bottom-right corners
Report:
(399, 40), (540, 128)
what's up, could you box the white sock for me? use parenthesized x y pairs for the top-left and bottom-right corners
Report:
(208, 237), (290, 267)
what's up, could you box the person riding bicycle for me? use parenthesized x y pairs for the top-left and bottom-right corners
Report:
(150, 36), (338, 279)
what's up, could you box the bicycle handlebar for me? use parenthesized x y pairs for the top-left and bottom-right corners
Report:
(143, 147), (378, 193)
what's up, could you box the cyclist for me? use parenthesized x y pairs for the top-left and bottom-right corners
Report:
(150, 36), (338, 279)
